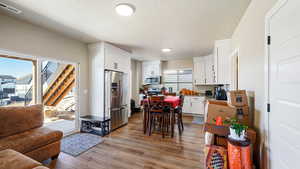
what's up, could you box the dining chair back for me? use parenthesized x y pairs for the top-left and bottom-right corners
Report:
(143, 99), (150, 134)
(164, 93), (177, 96)
(179, 95), (184, 107)
(149, 96), (164, 102)
(148, 96), (173, 138)
(149, 96), (164, 110)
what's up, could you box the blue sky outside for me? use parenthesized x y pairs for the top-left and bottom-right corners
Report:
(0, 57), (32, 78)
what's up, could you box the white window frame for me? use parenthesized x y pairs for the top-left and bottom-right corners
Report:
(163, 68), (193, 93)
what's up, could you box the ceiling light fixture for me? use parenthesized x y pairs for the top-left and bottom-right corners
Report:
(162, 48), (172, 53)
(115, 3), (135, 16)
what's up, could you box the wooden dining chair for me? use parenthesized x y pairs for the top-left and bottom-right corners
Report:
(148, 96), (164, 136)
(143, 100), (150, 134)
(148, 96), (172, 138)
(142, 96), (163, 136)
(164, 93), (177, 96)
(149, 96), (164, 102)
(174, 95), (184, 135)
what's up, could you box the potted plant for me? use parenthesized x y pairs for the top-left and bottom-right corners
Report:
(225, 118), (248, 141)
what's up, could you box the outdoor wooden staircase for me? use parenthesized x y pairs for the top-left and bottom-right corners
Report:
(43, 65), (75, 106)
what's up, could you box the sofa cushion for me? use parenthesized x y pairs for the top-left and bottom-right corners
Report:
(0, 127), (63, 154)
(0, 149), (41, 169)
(0, 105), (44, 138)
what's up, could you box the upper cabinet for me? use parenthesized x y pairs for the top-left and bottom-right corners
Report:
(193, 39), (232, 85)
(142, 60), (162, 84)
(104, 43), (131, 73)
(205, 55), (216, 84)
(193, 55), (215, 85)
(214, 39), (232, 85)
(193, 57), (206, 85)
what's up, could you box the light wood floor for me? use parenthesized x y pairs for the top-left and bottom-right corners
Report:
(46, 113), (205, 169)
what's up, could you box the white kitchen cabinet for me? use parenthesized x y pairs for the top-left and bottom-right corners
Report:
(193, 55), (215, 85)
(104, 43), (131, 72)
(204, 55), (216, 84)
(142, 60), (161, 84)
(214, 39), (232, 84)
(193, 57), (206, 85)
(193, 40), (232, 86)
(182, 96), (205, 115)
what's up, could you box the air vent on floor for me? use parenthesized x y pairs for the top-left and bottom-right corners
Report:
(0, 2), (22, 14)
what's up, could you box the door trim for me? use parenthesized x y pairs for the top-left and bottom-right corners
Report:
(230, 48), (240, 90)
(265, 0), (288, 167)
(0, 48), (37, 61)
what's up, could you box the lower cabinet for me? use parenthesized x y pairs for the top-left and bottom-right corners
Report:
(182, 96), (205, 115)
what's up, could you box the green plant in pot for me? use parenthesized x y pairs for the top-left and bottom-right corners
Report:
(225, 118), (248, 141)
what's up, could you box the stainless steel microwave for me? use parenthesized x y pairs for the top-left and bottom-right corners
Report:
(145, 76), (161, 85)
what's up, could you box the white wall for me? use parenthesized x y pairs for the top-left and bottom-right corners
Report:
(131, 59), (143, 104)
(231, 0), (278, 167)
(131, 59), (137, 102)
(0, 13), (89, 115)
(88, 43), (105, 118)
(136, 61), (143, 90)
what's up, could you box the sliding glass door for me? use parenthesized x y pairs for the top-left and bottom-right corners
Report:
(0, 54), (79, 135)
(41, 60), (78, 134)
(0, 56), (34, 107)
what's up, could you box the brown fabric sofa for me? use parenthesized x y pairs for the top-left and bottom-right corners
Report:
(0, 105), (63, 162)
(0, 149), (49, 169)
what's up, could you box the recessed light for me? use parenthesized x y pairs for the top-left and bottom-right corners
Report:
(162, 48), (172, 53)
(115, 3), (135, 16)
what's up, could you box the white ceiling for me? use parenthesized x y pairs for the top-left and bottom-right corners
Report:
(0, 0), (251, 60)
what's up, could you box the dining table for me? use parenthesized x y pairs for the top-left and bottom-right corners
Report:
(142, 96), (180, 108)
(142, 96), (181, 137)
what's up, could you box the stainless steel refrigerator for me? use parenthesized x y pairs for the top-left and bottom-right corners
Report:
(104, 70), (128, 131)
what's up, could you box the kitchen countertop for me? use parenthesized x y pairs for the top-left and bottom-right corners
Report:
(182, 95), (216, 100)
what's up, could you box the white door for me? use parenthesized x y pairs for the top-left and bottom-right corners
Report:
(230, 49), (239, 90)
(268, 0), (300, 168)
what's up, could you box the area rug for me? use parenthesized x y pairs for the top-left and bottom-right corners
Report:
(192, 116), (205, 124)
(61, 133), (103, 157)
